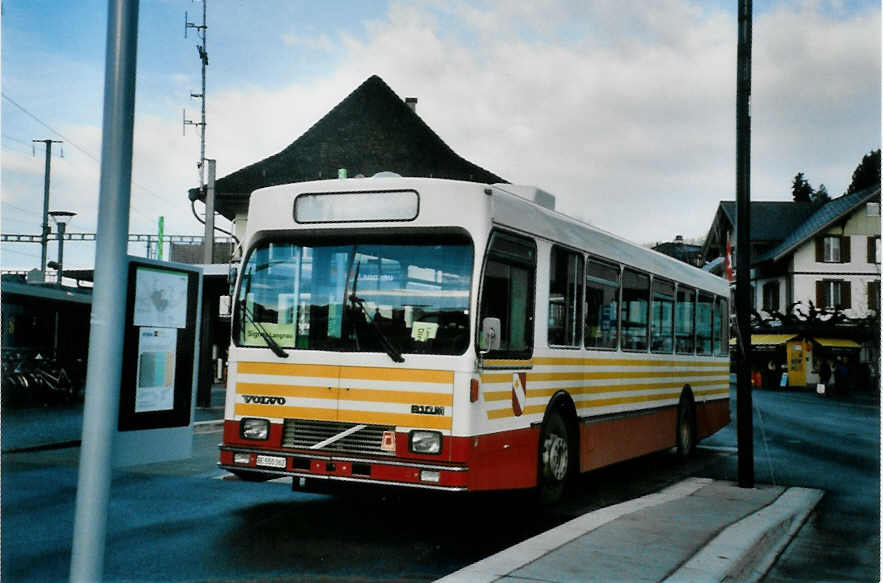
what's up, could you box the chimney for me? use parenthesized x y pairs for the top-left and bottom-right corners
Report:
(674, 235), (684, 243)
(405, 97), (418, 112)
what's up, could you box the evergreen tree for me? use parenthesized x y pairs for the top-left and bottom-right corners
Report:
(846, 149), (881, 194)
(812, 183), (830, 203)
(792, 172), (813, 202)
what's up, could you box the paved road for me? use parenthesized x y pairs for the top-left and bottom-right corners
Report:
(698, 387), (879, 582)
(1, 386), (878, 582)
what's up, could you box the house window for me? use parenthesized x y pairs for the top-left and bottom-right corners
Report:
(762, 281), (780, 312)
(868, 236), (881, 264)
(815, 236), (851, 263)
(867, 202), (881, 217)
(869, 281), (881, 313)
(816, 279), (851, 310)
(548, 246), (583, 347)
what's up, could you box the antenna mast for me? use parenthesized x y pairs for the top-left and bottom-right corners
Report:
(184, 0), (208, 195)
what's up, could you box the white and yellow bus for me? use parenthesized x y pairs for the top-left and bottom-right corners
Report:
(218, 177), (730, 501)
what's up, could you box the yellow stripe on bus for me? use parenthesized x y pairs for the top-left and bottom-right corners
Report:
(234, 403), (452, 430)
(337, 409), (451, 430)
(481, 377), (728, 402)
(481, 370), (728, 383)
(338, 388), (452, 406)
(237, 362), (339, 378)
(487, 391), (683, 420)
(237, 383), (337, 400)
(236, 383), (452, 406)
(530, 356), (728, 368)
(339, 367), (453, 384)
(480, 359), (535, 367)
(235, 403), (338, 421)
(237, 362), (454, 384)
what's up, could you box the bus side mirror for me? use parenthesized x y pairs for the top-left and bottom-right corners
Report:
(480, 317), (501, 353)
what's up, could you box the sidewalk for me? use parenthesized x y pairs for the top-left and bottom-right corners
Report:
(436, 478), (823, 583)
(1, 384), (225, 452)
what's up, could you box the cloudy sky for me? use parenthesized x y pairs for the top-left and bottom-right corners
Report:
(2, 0), (880, 271)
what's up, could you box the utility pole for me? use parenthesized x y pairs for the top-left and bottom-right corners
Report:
(33, 139), (63, 279)
(736, 0), (754, 488)
(203, 160), (215, 264)
(184, 0), (208, 193)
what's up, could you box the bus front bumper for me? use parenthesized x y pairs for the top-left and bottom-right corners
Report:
(218, 445), (470, 492)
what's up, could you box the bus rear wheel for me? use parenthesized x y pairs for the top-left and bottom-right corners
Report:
(538, 410), (571, 505)
(676, 392), (696, 460)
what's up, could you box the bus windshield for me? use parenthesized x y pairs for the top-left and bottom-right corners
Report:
(235, 234), (474, 356)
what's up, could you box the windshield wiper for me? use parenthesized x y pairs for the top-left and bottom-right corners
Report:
(239, 299), (289, 359)
(348, 260), (405, 363)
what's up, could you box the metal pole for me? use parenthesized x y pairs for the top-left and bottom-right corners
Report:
(158, 216), (165, 260)
(203, 159), (215, 264)
(736, 0), (754, 488)
(199, 0), (207, 192)
(56, 222), (66, 285)
(69, 0), (139, 581)
(35, 140), (61, 278)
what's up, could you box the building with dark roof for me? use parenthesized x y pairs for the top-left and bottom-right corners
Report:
(652, 235), (702, 267)
(700, 185), (881, 391)
(189, 75), (506, 223)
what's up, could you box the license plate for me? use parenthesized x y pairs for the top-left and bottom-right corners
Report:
(256, 455), (286, 469)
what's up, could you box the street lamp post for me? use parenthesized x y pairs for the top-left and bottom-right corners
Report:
(49, 211), (76, 286)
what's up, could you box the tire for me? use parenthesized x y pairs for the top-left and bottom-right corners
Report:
(538, 410), (571, 505)
(676, 392), (696, 460)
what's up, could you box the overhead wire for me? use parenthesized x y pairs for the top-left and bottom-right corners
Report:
(2, 92), (185, 225)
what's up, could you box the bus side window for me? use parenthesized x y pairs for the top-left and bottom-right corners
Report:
(548, 246), (583, 347)
(479, 232), (536, 359)
(621, 268), (649, 351)
(651, 279), (675, 353)
(585, 258), (620, 350)
(676, 287), (695, 354)
(696, 292), (714, 355)
(715, 297), (729, 356)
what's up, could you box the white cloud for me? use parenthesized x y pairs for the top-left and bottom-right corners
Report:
(3, 0), (878, 273)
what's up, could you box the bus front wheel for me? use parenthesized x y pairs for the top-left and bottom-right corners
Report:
(538, 410), (571, 504)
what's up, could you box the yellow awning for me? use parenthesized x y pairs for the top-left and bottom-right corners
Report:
(751, 334), (797, 345)
(813, 337), (860, 348)
(729, 334), (796, 346)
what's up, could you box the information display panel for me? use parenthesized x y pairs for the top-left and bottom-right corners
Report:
(118, 260), (201, 432)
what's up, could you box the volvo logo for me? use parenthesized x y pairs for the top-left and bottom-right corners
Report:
(411, 405), (445, 416)
(242, 395), (287, 405)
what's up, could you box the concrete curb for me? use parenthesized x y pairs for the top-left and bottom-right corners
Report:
(193, 419), (224, 433)
(662, 487), (824, 583)
(433, 477), (712, 583)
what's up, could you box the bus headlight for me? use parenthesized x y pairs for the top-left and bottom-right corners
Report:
(409, 430), (442, 454)
(240, 418), (269, 440)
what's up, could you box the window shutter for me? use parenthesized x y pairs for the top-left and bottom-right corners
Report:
(841, 281), (851, 309)
(840, 236), (851, 263)
(815, 238), (824, 262)
(868, 237), (874, 264)
(816, 280), (826, 309)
